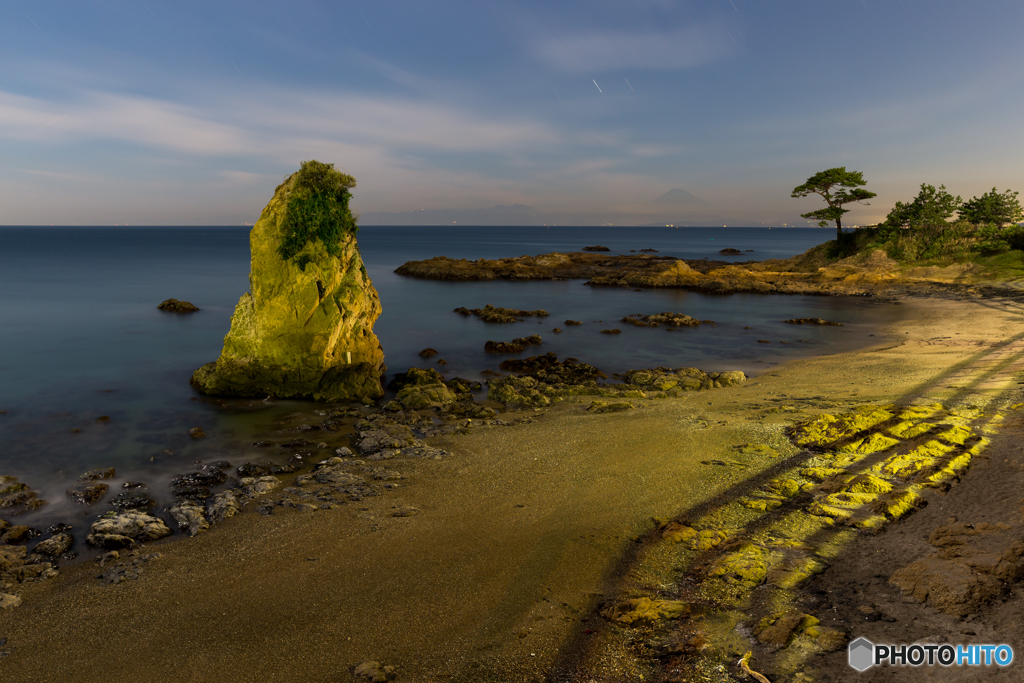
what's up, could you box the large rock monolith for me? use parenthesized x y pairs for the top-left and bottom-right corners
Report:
(191, 161), (385, 401)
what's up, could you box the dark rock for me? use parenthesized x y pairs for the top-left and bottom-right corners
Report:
(95, 415), (111, 423)
(66, 483), (109, 505)
(552, 327), (562, 333)
(108, 492), (154, 511)
(1, 525), (38, 544)
(620, 312), (704, 328)
(758, 339), (771, 343)
(582, 245), (611, 252)
(157, 298), (199, 313)
(33, 533), (73, 557)
(171, 470), (227, 488)
(564, 320), (582, 326)
(204, 460), (232, 470)
(718, 248), (743, 255)
(783, 318), (844, 326)
(453, 304), (549, 323)
(172, 485), (212, 501)
(47, 523), (72, 534)
(237, 463), (272, 477)
(484, 335), (542, 354)
(419, 348), (438, 358)
(600, 328), (622, 335)
(79, 468), (116, 481)
(122, 482), (146, 489)
(189, 427), (206, 439)
(640, 248), (659, 253)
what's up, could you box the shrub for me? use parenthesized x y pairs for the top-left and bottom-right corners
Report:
(277, 160), (358, 267)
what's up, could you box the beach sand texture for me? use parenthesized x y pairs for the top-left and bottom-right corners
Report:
(4, 297), (1024, 682)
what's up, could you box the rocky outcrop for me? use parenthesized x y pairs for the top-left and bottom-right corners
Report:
(192, 163), (385, 401)
(157, 298), (199, 313)
(396, 245), (997, 296)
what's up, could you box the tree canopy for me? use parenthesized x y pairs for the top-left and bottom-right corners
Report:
(791, 167), (877, 240)
(959, 188), (1023, 227)
(277, 160), (358, 269)
(883, 183), (961, 229)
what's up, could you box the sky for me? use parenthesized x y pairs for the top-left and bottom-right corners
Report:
(2, 0), (1023, 226)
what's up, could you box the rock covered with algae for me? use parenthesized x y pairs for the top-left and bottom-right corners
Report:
(191, 161), (385, 401)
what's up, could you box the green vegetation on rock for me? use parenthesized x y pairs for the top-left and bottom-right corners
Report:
(276, 160), (358, 269)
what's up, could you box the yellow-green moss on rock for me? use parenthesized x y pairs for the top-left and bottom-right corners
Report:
(191, 167), (385, 401)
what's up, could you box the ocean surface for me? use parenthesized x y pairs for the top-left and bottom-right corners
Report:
(0, 226), (906, 532)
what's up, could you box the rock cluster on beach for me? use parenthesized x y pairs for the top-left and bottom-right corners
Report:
(487, 353), (746, 409)
(191, 168), (385, 401)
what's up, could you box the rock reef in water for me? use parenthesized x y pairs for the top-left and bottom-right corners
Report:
(157, 298), (199, 313)
(395, 246), (988, 296)
(191, 161), (385, 401)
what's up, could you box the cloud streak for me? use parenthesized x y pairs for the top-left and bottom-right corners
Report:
(532, 24), (733, 73)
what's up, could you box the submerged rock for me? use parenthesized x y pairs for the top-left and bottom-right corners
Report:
(191, 161), (386, 402)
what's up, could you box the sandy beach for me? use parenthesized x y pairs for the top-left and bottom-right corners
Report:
(4, 294), (1024, 683)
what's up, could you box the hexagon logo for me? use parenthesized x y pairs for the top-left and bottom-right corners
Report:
(848, 637), (875, 672)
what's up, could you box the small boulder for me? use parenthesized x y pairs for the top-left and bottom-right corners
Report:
(87, 510), (171, 548)
(66, 483), (109, 505)
(582, 245), (611, 252)
(1, 525), (36, 544)
(169, 500), (210, 537)
(353, 660), (396, 682)
(418, 348), (438, 358)
(0, 593), (23, 610)
(157, 298), (199, 313)
(33, 533), (73, 557)
(189, 427), (206, 439)
(79, 468), (116, 481)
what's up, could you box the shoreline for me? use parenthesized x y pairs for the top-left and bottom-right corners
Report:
(3, 295), (1024, 681)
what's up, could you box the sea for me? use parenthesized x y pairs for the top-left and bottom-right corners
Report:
(0, 225), (907, 533)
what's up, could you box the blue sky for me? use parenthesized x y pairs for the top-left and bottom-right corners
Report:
(2, 0), (1022, 226)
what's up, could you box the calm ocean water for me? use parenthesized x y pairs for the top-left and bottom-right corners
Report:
(0, 226), (906, 530)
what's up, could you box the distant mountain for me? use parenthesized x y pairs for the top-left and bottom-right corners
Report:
(487, 204), (535, 212)
(651, 189), (706, 206)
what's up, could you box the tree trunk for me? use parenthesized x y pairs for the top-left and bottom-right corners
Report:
(835, 215), (843, 242)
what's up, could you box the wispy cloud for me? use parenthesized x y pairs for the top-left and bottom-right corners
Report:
(532, 24), (733, 73)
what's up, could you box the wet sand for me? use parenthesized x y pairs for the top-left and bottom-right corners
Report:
(4, 296), (1024, 682)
